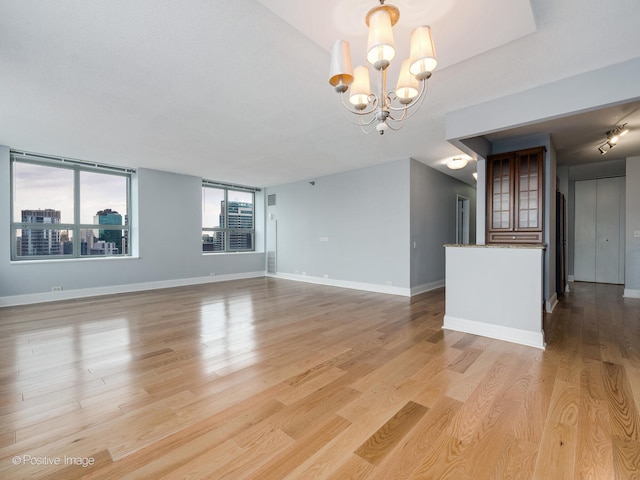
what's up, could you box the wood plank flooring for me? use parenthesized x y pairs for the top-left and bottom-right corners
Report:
(0, 278), (639, 479)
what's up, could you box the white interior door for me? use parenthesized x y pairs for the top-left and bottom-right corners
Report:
(595, 177), (622, 283)
(574, 180), (597, 282)
(574, 177), (625, 284)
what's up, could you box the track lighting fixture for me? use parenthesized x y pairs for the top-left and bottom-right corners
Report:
(597, 123), (629, 155)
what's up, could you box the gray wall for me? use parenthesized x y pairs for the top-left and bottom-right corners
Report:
(626, 157), (640, 292)
(265, 158), (476, 292)
(410, 159), (476, 288)
(0, 147), (265, 301)
(265, 159), (411, 288)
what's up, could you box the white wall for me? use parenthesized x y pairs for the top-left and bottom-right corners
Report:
(626, 156), (640, 297)
(0, 147), (265, 305)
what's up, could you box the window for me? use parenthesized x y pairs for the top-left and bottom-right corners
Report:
(202, 182), (256, 252)
(10, 151), (134, 260)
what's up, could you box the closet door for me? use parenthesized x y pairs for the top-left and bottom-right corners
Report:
(574, 177), (625, 284)
(574, 180), (597, 282)
(595, 177), (622, 283)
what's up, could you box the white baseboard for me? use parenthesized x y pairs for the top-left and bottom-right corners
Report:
(443, 314), (546, 350)
(267, 272), (411, 297)
(545, 292), (558, 313)
(411, 279), (445, 296)
(0, 271), (266, 307)
(624, 289), (640, 299)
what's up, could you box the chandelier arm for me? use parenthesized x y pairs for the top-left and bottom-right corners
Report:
(385, 81), (430, 128)
(383, 120), (405, 131)
(337, 97), (378, 127)
(385, 80), (428, 113)
(358, 123), (379, 134)
(339, 91), (380, 117)
(387, 108), (408, 123)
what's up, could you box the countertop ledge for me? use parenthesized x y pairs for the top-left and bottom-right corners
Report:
(444, 243), (547, 249)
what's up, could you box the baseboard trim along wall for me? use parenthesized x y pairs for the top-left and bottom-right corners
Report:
(443, 314), (546, 350)
(2, 271), (447, 307)
(624, 289), (640, 299)
(267, 272), (412, 297)
(410, 280), (445, 296)
(0, 271), (266, 307)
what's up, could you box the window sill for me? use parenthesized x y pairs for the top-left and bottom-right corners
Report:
(202, 251), (260, 256)
(10, 256), (139, 265)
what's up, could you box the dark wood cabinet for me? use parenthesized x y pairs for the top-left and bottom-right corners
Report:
(486, 146), (545, 244)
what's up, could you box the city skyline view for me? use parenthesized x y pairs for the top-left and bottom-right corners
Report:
(12, 161), (128, 224)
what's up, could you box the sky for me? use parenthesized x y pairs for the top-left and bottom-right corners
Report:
(14, 160), (255, 228)
(13, 161), (127, 224)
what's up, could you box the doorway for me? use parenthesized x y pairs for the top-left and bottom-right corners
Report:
(574, 176), (625, 284)
(456, 195), (470, 245)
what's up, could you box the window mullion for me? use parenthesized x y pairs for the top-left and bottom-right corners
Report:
(74, 169), (81, 258)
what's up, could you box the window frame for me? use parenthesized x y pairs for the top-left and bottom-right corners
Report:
(202, 181), (257, 253)
(10, 151), (134, 261)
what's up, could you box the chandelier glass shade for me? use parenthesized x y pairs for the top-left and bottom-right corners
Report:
(328, 1), (437, 134)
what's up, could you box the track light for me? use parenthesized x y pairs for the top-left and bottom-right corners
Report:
(597, 123), (629, 154)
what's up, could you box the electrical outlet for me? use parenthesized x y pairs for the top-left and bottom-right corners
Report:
(635, 230), (640, 238)
(209, 272), (216, 276)
(385, 281), (393, 286)
(51, 286), (63, 292)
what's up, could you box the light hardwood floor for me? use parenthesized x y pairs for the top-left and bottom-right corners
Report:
(1, 278), (639, 479)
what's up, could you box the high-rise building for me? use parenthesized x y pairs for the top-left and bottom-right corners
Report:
(20, 209), (61, 256)
(219, 201), (253, 251)
(94, 209), (123, 254)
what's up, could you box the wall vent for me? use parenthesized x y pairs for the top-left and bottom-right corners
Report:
(267, 194), (276, 206)
(267, 251), (277, 273)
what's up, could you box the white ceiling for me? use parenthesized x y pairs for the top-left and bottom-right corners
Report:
(0, 0), (639, 188)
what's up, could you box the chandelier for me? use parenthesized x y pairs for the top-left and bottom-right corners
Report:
(328, 0), (437, 135)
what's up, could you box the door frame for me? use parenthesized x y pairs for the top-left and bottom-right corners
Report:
(456, 194), (470, 245)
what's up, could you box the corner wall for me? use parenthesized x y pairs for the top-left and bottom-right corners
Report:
(410, 159), (476, 293)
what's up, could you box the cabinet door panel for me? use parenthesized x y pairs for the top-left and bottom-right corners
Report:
(486, 146), (544, 244)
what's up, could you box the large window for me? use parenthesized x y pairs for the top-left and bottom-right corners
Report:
(202, 182), (256, 252)
(10, 151), (134, 260)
